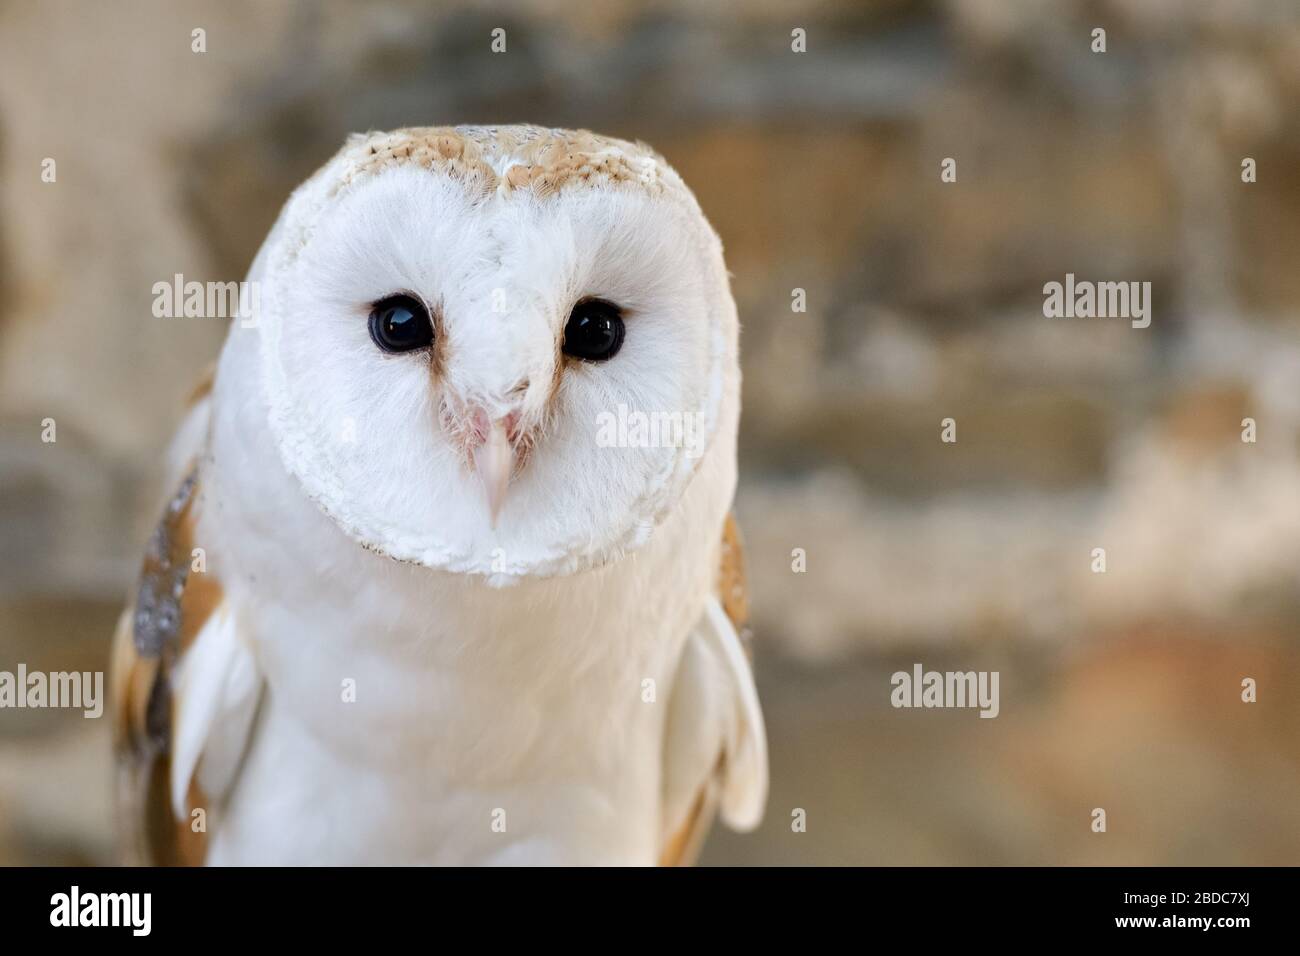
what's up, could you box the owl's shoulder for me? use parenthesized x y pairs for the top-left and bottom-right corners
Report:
(112, 370), (264, 865)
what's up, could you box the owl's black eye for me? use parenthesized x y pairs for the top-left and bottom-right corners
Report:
(562, 298), (625, 361)
(369, 294), (434, 353)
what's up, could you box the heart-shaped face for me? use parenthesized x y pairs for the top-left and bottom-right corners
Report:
(252, 127), (738, 581)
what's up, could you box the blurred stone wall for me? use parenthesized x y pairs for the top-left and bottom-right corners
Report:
(1, 0), (1297, 865)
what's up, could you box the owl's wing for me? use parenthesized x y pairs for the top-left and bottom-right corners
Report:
(110, 376), (263, 865)
(658, 515), (768, 865)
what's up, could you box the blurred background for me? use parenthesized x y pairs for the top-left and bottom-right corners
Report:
(2, 0), (1299, 865)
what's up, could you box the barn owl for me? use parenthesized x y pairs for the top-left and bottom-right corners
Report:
(110, 125), (767, 865)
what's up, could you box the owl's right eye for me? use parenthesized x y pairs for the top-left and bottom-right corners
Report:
(369, 294), (434, 353)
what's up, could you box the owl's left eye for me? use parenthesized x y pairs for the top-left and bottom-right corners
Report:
(563, 298), (625, 362)
(369, 294), (434, 353)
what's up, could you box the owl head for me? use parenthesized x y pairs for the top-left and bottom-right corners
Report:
(247, 126), (738, 581)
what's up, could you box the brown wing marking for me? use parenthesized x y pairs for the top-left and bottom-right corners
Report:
(718, 512), (750, 646)
(658, 513), (753, 867)
(183, 360), (216, 410)
(657, 778), (713, 867)
(111, 466), (221, 865)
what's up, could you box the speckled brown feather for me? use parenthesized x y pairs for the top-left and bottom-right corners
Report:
(334, 125), (673, 200)
(111, 465), (221, 865)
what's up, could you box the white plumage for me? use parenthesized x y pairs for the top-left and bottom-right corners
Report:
(111, 125), (766, 865)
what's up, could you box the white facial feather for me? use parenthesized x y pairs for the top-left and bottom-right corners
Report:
(250, 126), (737, 580)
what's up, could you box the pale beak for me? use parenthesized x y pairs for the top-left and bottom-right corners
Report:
(473, 417), (514, 528)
